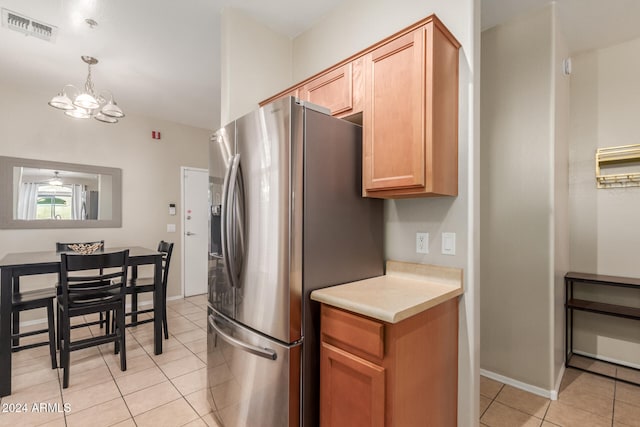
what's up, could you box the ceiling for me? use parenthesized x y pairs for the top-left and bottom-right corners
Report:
(0, 0), (344, 131)
(482, 0), (640, 54)
(2, 1), (640, 132)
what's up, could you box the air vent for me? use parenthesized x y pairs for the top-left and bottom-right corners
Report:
(1, 8), (57, 43)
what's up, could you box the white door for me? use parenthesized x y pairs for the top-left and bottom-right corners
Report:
(182, 167), (208, 296)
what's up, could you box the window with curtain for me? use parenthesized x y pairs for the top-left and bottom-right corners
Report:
(71, 184), (84, 220)
(16, 182), (38, 220)
(17, 183), (74, 220)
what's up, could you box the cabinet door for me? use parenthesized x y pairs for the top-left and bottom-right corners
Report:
(363, 28), (425, 193)
(300, 63), (354, 116)
(320, 342), (385, 427)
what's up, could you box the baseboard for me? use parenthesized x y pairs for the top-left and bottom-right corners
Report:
(480, 368), (558, 400)
(550, 364), (565, 400)
(573, 349), (640, 370)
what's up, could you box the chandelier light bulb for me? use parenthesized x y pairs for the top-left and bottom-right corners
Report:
(73, 93), (100, 110)
(48, 92), (75, 110)
(101, 99), (124, 118)
(65, 106), (92, 119)
(95, 112), (118, 124)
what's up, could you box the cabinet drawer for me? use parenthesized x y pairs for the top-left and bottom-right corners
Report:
(321, 305), (384, 360)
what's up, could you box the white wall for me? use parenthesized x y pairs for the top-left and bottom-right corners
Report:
(220, 7), (293, 125)
(0, 80), (210, 315)
(481, 3), (569, 393)
(220, 0), (478, 423)
(569, 37), (640, 367)
(552, 9), (570, 390)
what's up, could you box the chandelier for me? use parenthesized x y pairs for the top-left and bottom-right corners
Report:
(48, 56), (125, 124)
(49, 171), (63, 186)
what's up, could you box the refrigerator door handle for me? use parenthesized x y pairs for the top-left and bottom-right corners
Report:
(220, 154), (235, 288)
(226, 154), (242, 288)
(233, 160), (246, 285)
(208, 315), (277, 361)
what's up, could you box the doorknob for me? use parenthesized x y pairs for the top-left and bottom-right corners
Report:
(186, 231), (195, 236)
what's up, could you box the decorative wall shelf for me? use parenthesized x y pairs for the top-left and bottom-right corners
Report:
(596, 144), (640, 188)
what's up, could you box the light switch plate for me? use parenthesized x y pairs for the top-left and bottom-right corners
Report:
(442, 232), (456, 255)
(416, 232), (429, 254)
(167, 224), (176, 233)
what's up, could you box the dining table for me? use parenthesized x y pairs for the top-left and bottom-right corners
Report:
(0, 246), (164, 397)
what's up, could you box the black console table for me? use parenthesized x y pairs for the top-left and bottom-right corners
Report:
(565, 271), (640, 384)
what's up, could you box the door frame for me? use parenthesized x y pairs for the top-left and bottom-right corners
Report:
(180, 166), (209, 298)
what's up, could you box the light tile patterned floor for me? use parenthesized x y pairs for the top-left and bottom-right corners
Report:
(10, 297), (640, 427)
(0, 295), (221, 427)
(481, 356), (640, 427)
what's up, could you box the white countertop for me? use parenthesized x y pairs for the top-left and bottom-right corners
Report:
(310, 260), (463, 323)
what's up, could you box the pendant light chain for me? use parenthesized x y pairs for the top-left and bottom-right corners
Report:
(84, 62), (96, 97)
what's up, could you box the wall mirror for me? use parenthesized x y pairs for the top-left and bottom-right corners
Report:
(0, 156), (122, 229)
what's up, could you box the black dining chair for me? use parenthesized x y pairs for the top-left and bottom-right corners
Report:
(57, 250), (129, 388)
(10, 278), (57, 370)
(55, 241), (108, 343)
(125, 241), (174, 339)
(9, 240), (106, 367)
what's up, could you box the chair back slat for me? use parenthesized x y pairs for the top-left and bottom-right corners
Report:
(60, 250), (129, 310)
(66, 270), (122, 283)
(64, 251), (126, 271)
(67, 281), (122, 305)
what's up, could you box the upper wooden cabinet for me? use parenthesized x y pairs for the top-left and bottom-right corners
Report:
(260, 15), (460, 199)
(299, 62), (361, 117)
(362, 29), (426, 194)
(261, 60), (364, 118)
(301, 64), (354, 114)
(363, 19), (460, 198)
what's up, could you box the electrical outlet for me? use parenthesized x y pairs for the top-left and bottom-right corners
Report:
(416, 232), (429, 254)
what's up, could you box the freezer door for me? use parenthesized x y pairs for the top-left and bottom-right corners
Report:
(209, 123), (236, 318)
(231, 97), (304, 343)
(207, 308), (301, 427)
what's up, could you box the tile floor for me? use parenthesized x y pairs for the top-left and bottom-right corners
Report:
(481, 356), (640, 427)
(0, 294), (221, 427)
(8, 297), (640, 427)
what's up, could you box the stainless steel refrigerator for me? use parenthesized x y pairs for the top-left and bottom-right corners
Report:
(207, 97), (383, 427)
(82, 190), (99, 220)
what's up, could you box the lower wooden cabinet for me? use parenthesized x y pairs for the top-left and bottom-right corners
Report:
(320, 343), (385, 427)
(319, 300), (458, 426)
